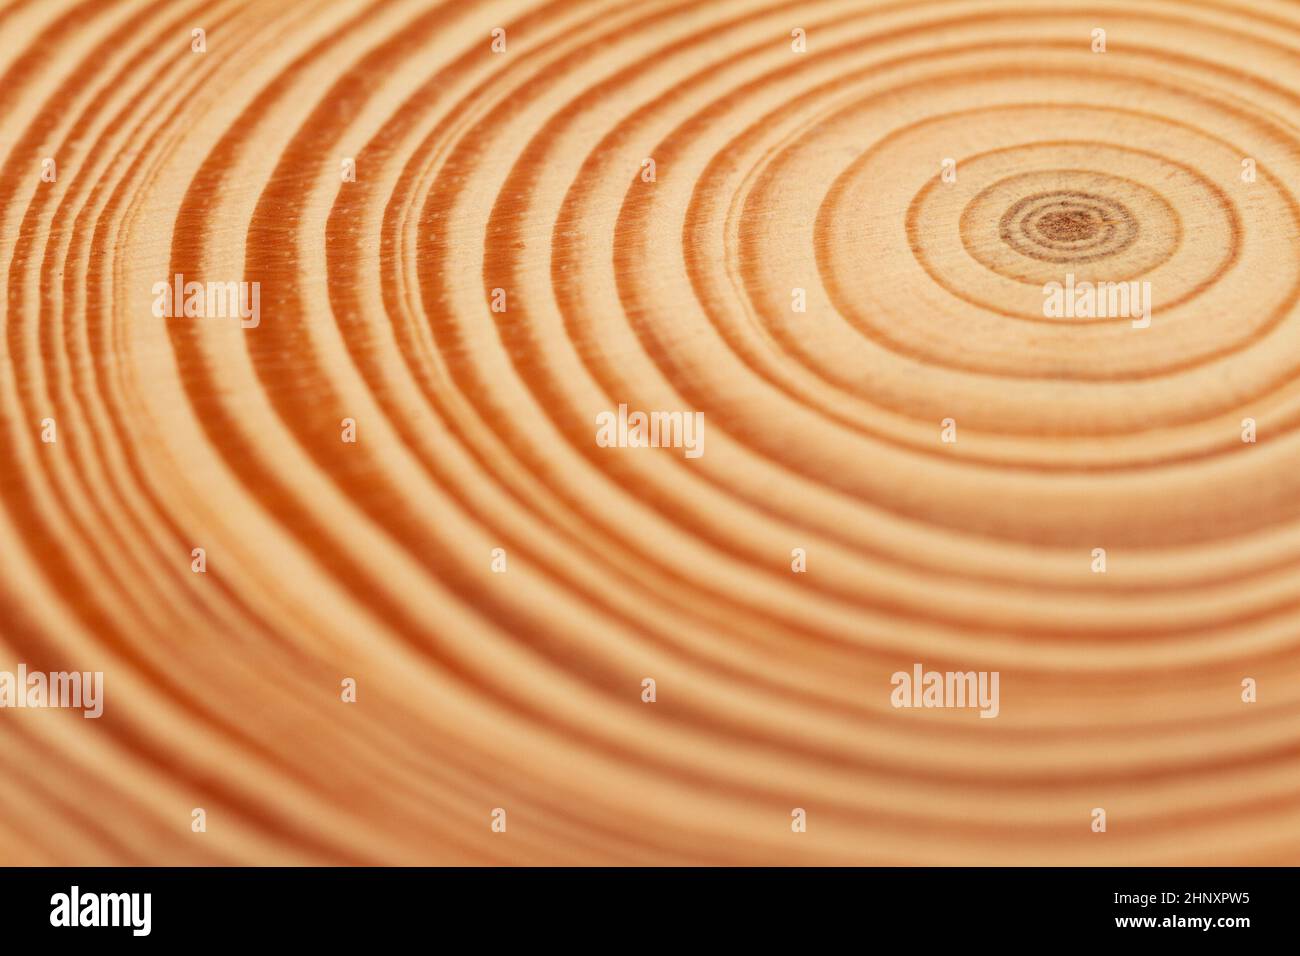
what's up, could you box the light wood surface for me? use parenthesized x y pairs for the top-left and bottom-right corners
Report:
(1, 0), (1299, 864)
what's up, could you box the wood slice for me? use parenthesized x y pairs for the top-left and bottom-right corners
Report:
(0, 0), (1298, 864)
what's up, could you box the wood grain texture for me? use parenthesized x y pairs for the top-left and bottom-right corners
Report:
(1, 0), (1299, 865)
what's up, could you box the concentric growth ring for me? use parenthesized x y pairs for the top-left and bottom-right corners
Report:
(999, 188), (1140, 261)
(0, 0), (1298, 867)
